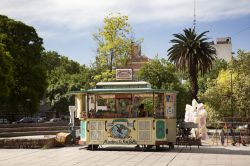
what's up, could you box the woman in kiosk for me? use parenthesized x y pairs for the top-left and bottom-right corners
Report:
(138, 104), (148, 117)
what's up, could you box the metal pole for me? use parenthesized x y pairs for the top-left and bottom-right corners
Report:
(230, 72), (236, 145)
(69, 106), (76, 144)
(231, 73), (233, 128)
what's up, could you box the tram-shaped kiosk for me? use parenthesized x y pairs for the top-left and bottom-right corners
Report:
(72, 70), (177, 150)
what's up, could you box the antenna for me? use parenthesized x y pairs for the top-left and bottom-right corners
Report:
(193, 0), (196, 29)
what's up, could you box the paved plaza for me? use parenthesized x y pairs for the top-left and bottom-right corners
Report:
(0, 145), (250, 166)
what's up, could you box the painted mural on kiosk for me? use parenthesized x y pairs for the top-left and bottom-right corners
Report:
(103, 119), (137, 144)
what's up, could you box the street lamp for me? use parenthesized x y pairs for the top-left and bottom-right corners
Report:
(230, 73), (233, 128)
(69, 106), (76, 144)
(229, 53), (236, 145)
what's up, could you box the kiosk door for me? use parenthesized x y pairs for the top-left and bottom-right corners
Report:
(88, 120), (105, 144)
(137, 119), (154, 144)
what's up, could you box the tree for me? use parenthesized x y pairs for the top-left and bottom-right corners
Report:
(231, 50), (250, 118)
(0, 42), (14, 103)
(0, 15), (47, 115)
(93, 13), (141, 83)
(168, 28), (216, 100)
(200, 50), (250, 122)
(137, 57), (192, 119)
(198, 58), (227, 93)
(41, 51), (61, 72)
(137, 58), (179, 89)
(200, 69), (234, 119)
(93, 13), (134, 71)
(42, 51), (91, 115)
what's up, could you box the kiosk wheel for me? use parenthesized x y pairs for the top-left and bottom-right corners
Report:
(155, 145), (161, 151)
(168, 142), (174, 149)
(146, 145), (154, 149)
(87, 144), (99, 150)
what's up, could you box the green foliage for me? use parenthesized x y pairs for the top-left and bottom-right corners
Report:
(0, 42), (14, 103)
(141, 98), (154, 116)
(93, 13), (141, 83)
(198, 58), (228, 93)
(168, 28), (216, 100)
(92, 69), (116, 85)
(42, 51), (91, 114)
(204, 104), (220, 125)
(93, 13), (133, 70)
(200, 69), (233, 119)
(41, 51), (61, 72)
(175, 84), (192, 119)
(137, 58), (179, 89)
(231, 50), (250, 117)
(200, 50), (250, 122)
(0, 15), (47, 115)
(46, 67), (74, 115)
(137, 57), (192, 119)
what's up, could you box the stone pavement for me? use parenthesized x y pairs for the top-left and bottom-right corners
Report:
(0, 145), (250, 166)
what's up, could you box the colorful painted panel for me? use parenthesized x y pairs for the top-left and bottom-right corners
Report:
(165, 94), (175, 117)
(110, 124), (130, 139)
(104, 119), (137, 144)
(80, 121), (86, 140)
(156, 120), (165, 139)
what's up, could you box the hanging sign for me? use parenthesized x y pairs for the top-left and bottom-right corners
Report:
(116, 69), (133, 80)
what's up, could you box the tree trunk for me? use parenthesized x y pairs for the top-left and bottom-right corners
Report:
(189, 60), (198, 101)
(109, 49), (114, 72)
(190, 73), (198, 100)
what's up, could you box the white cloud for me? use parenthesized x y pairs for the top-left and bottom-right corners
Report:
(1, 0), (250, 40)
(1, 0), (250, 30)
(196, 0), (250, 22)
(1, 0), (249, 64)
(38, 31), (58, 39)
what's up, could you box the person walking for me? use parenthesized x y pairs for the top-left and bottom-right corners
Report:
(220, 129), (225, 146)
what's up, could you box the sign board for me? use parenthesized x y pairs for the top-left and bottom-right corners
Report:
(165, 94), (176, 118)
(69, 106), (76, 112)
(115, 94), (132, 99)
(116, 69), (133, 80)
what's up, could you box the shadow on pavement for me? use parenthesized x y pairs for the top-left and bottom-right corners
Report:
(175, 145), (250, 156)
(79, 145), (179, 152)
(79, 145), (250, 155)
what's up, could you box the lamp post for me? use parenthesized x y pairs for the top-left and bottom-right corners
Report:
(229, 72), (235, 145)
(229, 53), (236, 145)
(69, 106), (76, 144)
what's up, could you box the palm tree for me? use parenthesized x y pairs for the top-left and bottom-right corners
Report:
(168, 28), (216, 100)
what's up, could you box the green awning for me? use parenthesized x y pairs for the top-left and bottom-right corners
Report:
(70, 88), (178, 94)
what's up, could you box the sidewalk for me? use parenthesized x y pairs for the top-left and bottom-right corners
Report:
(0, 144), (249, 166)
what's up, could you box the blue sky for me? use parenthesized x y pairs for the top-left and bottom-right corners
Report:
(1, 0), (250, 65)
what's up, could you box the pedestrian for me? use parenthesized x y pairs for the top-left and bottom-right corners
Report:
(220, 129), (225, 146)
(230, 128), (236, 146)
(138, 104), (148, 117)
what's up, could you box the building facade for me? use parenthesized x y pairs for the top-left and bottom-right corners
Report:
(127, 44), (150, 79)
(211, 37), (232, 61)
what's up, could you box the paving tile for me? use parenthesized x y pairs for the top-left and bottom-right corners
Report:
(0, 145), (250, 166)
